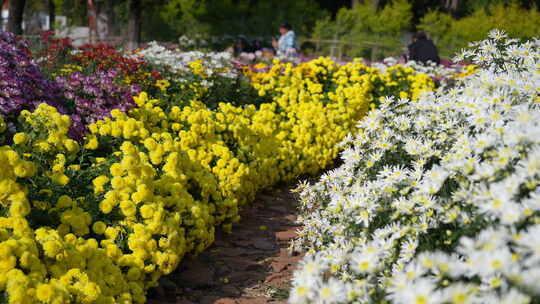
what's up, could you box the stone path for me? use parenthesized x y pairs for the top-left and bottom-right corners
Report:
(147, 183), (304, 304)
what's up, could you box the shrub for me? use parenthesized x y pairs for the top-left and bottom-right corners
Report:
(419, 3), (540, 58)
(134, 42), (269, 109)
(311, 0), (412, 59)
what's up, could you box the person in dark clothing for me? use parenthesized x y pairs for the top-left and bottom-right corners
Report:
(233, 36), (250, 56)
(250, 39), (263, 52)
(407, 32), (440, 65)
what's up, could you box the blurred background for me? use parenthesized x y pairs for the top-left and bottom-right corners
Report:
(3, 0), (540, 60)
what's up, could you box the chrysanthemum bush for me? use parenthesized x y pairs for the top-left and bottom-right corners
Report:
(0, 31), (64, 120)
(0, 42), (434, 303)
(54, 69), (141, 139)
(245, 57), (434, 104)
(290, 30), (540, 304)
(371, 58), (477, 89)
(34, 33), (161, 91)
(133, 42), (267, 109)
(0, 32), (154, 141)
(135, 42), (236, 79)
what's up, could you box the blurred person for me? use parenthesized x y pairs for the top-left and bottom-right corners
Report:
(407, 32), (440, 65)
(272, 22), (297, 58)
(233, 36), (250, 57)
(250, 39), (263, 52)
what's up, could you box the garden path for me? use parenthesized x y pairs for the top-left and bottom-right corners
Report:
(148, 182), (304, 304)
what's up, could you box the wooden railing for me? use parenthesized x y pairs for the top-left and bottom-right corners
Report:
(21, 33), (125, 47)
(17, 32), (403, 61)
(301, 38), (398, 61)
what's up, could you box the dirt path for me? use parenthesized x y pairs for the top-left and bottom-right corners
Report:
(147, 183), (304, 304)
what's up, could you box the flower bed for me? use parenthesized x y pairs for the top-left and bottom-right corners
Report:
(0, 32), (64, 120)
(290, 31), (540, 304)
(0, 33), (436, 303)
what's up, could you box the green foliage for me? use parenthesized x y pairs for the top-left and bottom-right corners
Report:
(311, 0), (412, 59)
(152, 71), (272, 111)
(419, 2), (540, 57)
(140, 0), (327, 46)
(239, 0), (327, 37)
(415, 10), (453, 45)
(159, 0), (210, 37)
(19, 0), (540, 51)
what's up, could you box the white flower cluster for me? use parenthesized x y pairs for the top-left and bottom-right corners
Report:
(134, 41), (237, 79)
(290, 30), (540, 304)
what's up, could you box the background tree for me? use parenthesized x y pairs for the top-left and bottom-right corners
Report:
(104, 0), (116, 38)
(6, 0), (540, 58)
(45, 0), (54, 30)
(443, 0), (460, 13)
(159, 0), (208, 38)
(312, 0), (412, 59)
(126, 0), (141, 50)
(7, 0), (27, 35)
(419, 1), (540, 57)
(137, 0), (327, 46)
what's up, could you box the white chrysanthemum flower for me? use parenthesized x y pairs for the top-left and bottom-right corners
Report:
(316, 278), (349, 304)
(440, 283), (478, 304)
(349, 246), (381, 274)
(391, 278), (441, 304)
(289, 283), (313, 304)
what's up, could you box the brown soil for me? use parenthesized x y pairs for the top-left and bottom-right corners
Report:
(147, 183), (304, 304)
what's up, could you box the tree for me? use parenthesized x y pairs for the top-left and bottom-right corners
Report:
(87, 0), (98, 42)
(127, 0), (141, 50)
(312, 0), (412, 59)
(105, 0), (116, 38)
(46, 0), (55, 30)
(7, 0), (26, 35)
(160, 0), (208, 37)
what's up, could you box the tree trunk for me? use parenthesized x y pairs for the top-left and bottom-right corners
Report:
(7, 0), (26, 35)
(351, 0), (360, 8)
(106, 0), (115, 38)
(47, 0), (55, 31)
(444, 0), (459, 12)
(451, 0), (459, 11)
(87, 0), (98, 43)
(127, 0), (141, 51)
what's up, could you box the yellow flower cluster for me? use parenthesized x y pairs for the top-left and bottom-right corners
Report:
(454, 64), (479, 79)
(246, 58), (433, 103)
(53, 64), (83, 77)
(155, 79), (170, 92)
(17, 104), (80, 156)
(188, 59), (206, 76)
(0, 58), (434, 303)
(0, 116), (6, 133)
(0, 104), (148, 303)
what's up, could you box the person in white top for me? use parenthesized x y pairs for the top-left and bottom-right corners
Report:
(272, 22), (297, 58)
